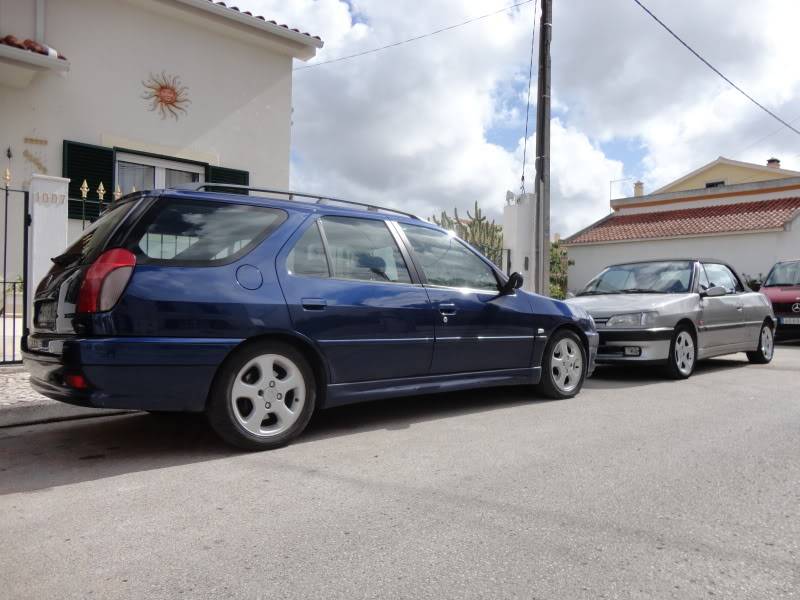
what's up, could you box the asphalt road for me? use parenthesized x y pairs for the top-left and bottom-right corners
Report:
(1, 345), (799, 599)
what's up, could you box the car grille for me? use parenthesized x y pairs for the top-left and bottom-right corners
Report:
(772, 302), (800, 315)
(33, 301), (57, 329)
(593, 317), (609, 327)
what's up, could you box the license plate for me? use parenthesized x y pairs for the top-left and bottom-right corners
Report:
(780, 317), (800, 325)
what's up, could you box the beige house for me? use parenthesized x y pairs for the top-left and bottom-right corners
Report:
(564, 157), (800, 292)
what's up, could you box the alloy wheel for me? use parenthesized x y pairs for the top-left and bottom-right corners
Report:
(230, 353), (306, 437)
(760, 325), (774, 360)
(674, 331), (695, 376)
(551, 337), (583, 394)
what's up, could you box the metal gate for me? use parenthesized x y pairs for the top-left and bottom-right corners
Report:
(1, 178), (30, 365)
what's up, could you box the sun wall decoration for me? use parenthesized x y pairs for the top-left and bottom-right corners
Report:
(141, 72), (190, 120)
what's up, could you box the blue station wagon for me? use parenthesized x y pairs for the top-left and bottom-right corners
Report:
(24, 185), (598, 450)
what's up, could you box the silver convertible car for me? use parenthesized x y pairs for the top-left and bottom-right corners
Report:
(566, 259), (775, 378)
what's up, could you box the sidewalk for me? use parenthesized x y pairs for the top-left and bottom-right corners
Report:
(0, 366), (129, 428)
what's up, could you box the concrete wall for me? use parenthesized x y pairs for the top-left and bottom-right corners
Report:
(0, 0), (303, 278)
(501, 194), (535, 287)
(566, 220), (800, 293)
(0, 0), (294, 190)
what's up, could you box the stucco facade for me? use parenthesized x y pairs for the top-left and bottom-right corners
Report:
(567, 225), (800, 293)
(0, 0), (321, 278)
(564, 158), (800, 292)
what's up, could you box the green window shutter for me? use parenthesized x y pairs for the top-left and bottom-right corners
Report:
(63, 141), (114, 221)
(205, 166), (250, 194)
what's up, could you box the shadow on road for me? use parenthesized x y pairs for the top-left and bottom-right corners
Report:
(5, 348), (786, 495)
(0, 387), (541, 495)
(586, 356), (751, 390)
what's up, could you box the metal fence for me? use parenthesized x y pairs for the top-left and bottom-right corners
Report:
(1, 172), (30, 364)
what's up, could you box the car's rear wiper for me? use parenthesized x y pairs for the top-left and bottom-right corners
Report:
(50, 251), (82, 266)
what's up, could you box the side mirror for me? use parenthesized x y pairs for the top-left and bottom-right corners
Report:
(566, 291), (576, 299)
(701, 285), (727, 298)
(500, 272), (524, 295)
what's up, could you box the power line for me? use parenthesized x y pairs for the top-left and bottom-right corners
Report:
(737, 113), (800, 156)
(520, 0), (539, 193)
(632, 0), (800, 138)
(294, 0), (536, 71)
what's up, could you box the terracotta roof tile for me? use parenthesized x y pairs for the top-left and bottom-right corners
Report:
(565, 198), (800, 245)
(210, 1), (322, 41)
(0, 35), (67, 60)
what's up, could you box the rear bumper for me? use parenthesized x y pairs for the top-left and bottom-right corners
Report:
(23, 336), (242, 412)
(595, 327), (673, 364)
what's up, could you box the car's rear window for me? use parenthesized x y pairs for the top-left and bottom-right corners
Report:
(127, 198), (287, 266)
(54, 198), (138, 268)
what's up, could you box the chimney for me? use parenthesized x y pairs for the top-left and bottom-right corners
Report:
(767, 157), (781, 168)
(633, 181), (644, 197)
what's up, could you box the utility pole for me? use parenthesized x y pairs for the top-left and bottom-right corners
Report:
(533, 0), (552, 295)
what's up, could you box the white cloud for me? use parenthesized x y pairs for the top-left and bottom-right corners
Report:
(236, 0), (800, 236)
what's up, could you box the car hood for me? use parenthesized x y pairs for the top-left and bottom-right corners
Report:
(760, 286), (800, 303)
(566, 293), (695, 318)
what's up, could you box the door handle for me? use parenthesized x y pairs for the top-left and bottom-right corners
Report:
(438, 303), (457, 316)
(736, 305), (744, 312)
(301, 298), (327, 310)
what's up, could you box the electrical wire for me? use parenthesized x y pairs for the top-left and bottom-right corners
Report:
(519, 0), (539, 193)
(294, 0), (536, 71)
(737, 113), (800, 156)
(632, 0), (800, 138)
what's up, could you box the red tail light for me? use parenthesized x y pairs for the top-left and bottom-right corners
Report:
(64, 374), (89, 390)
(77, 248), (136, 313)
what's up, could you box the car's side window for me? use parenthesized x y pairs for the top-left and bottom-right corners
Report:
(318, 217), (412, 284)
(399, 223), (498, 292)
(286, 222), (330, 278)
(703, 263), (742, 294)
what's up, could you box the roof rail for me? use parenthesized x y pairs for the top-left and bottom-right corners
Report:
(179, 183), (421, 220)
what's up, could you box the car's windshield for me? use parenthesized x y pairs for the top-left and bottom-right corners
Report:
(580, 260), (693, 295)
(763, 261), (800, 287)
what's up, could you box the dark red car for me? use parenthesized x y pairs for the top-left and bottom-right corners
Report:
(760, 260), (800, 340)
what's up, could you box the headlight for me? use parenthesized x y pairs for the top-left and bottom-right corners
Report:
(606, 312), (657, 328)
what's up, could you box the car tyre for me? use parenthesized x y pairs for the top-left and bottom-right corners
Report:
(666, 325), (696, 379)
(746, 321), (775, 364)
(207, 341), (316, 451)
(535, 329), (587, 399)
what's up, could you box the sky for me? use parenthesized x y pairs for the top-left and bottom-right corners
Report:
(236, 0), (800, 237)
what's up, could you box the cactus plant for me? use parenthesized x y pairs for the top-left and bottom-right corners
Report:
(431, 201), (503, 265)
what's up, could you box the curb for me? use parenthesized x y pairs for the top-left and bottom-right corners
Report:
(0, 401), (131, 428)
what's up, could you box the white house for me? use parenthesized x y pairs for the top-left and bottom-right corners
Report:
(0, 0), (321, 360)
(563, 157), (800, 292)
(1, 0), (321, 266)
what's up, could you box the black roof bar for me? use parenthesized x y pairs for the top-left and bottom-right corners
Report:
(180, 183), (421, 220)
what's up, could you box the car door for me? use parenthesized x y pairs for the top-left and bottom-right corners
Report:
(277, 215), (434, 384)
(699, 262), (747, 350)
(396, 222), (536, 374)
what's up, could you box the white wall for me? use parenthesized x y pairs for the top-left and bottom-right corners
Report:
(502, 193), (535, 290)
(0, 0), (295, 191)
(566, 221), (800, 292)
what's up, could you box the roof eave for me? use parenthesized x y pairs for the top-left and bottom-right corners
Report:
(171, 0), (323, 59)
(563, 226), (788, 247)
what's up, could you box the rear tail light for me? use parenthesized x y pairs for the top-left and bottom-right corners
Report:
(77, 248), (136, 313)
(64, 374), (89, 390)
